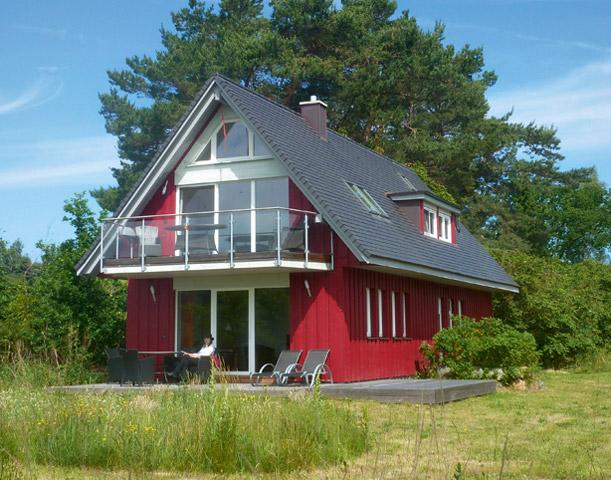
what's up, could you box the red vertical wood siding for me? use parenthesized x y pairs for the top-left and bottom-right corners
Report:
(288, 181), (494, 382)
(126, 277), (175, 367)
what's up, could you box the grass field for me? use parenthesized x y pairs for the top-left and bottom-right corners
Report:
(1, 361), (609, 480)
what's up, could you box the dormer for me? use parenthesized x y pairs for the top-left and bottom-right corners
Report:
(387, 191), (461, 244)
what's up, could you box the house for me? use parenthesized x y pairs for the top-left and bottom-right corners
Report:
(77, 74), (519, 382)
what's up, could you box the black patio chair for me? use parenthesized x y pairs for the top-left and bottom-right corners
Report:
(106, 348), (124, 383)
(250, 349), (302, 386)
(120, 349), (155, 385)
(278, 349), (333, 387)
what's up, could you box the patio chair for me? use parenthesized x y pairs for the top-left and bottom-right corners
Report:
(106, 348), (124, 383)
(135, 225), (162, 257)
(278, 349), (333, 387)
(120, 349), (155, 385)
(164, 349), (214, 383)
(250, 349), (302, 386)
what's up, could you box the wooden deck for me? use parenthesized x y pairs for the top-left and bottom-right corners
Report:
(319, 379), (497, 404)
(51, 379), (496, 404)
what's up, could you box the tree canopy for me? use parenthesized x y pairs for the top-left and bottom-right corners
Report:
(95, 0), (610, 261)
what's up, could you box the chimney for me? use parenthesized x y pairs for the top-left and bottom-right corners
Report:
(299, 95), (327, 139)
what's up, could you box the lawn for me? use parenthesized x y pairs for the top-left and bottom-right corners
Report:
(1, 365), (609, 479)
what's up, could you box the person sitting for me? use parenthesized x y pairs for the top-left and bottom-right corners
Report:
(168, 333), (215, 379)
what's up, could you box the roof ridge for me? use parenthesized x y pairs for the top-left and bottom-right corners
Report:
(211, 73), (424, 184)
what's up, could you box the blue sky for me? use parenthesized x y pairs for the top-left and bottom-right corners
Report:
(1, 0), (610, 259)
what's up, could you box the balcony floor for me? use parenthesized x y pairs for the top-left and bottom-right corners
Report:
(102, 251), (331, 278)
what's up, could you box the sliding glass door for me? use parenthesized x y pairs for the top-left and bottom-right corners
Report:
(177, 287), (289, 372)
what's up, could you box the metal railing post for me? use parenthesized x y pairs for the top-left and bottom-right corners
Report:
(140, 218), (145, 272)
(304, 214), (309, 268)
(184, 216), (190, 270)
(275, 209), (282, 266)
(230, 213), (235, 268)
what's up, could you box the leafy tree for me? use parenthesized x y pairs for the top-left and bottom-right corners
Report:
(94, 0), (609, 261)
(0, 194), (127, 363)
(491, 248), (611, 367)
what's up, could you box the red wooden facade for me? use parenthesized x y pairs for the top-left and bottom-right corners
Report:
(124, 167), (495, 382)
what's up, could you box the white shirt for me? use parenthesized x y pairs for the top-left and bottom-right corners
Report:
(195, 344), (215, 357)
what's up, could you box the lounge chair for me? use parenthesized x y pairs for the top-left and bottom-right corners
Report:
(249, 349), (302, 386)
(278, 349), (333, 387)
(120, 349), (155, 385)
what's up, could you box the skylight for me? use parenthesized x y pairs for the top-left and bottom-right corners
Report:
(348, 183), (387, 216)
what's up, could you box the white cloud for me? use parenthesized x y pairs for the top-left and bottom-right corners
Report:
(0, 76), (64, 115)
(487, 58), (611, 152)
(0, 136), (120, 188)
(14, 24), (87, 43)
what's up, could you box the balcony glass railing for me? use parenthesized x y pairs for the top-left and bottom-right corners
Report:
(100, 208), (331, 271)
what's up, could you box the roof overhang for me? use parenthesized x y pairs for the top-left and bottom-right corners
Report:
(77, 82), (224, 277)
(387, 191), (461, 215)
(364, 255), (520, 293)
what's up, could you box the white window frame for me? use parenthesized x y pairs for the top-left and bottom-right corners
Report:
(402, 293), (407, 337)
(391, 291), (397, 338)
(192, 113), (273, 164)
(424, 206), (437, 237)
(366, 288), (372, 338)
(458, 300), (462, 324)
(378, 289), (384, 338)
(448, 299), (453, 328)
(439, 212), (452, 243)
(438, 297), (443, 332)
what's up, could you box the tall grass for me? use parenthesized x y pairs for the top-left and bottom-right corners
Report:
(0, 375), (368, 475)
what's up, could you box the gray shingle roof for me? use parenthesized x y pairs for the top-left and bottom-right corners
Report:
(77, 73), (518, 291)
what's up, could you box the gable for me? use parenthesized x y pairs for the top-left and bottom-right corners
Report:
(77, 74), (518, 293)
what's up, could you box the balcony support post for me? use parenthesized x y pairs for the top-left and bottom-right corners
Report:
(230, 213), (235, 268)
(275, 209), (282, 266)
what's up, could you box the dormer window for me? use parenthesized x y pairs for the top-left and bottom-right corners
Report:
(423, 207), (437, 237)
(348, 183), (387, 217)
(439, 212), (451, 242)
(387, 190), (460, 244)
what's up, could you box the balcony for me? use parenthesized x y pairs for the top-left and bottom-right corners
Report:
(100, 208), (333, 277)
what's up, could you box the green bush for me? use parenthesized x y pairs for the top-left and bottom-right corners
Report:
(419, 316), (540, 385)
(490, 249), (611, 367)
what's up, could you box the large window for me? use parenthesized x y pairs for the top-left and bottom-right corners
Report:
(179, 178), (288, 254)
(195, 118), (272, 162)
(178, 291), (211, 350)
(177, 287), (289, 372)
(217, 122), (249, 159)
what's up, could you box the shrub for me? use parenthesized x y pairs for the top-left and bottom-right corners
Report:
(419, 316), (540, 385)
(490, 249), (611, 367)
